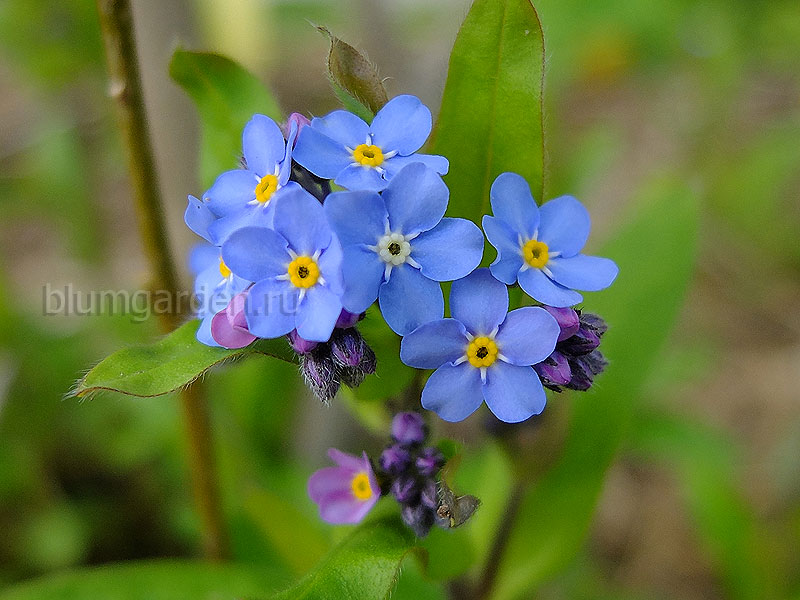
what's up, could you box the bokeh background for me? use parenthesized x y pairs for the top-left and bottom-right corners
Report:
(1, 0), (799, 598)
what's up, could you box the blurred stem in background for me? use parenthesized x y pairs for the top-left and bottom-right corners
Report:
(94, 0), (229, 560)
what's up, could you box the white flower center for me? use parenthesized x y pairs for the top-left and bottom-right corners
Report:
(376, 232), (412, 266)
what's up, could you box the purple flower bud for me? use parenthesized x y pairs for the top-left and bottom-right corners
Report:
(338, 344), (376, 388)
(543, 306), (581, 341)
(210, 290), (257, 349)
(565, 358), (593, 391)
(582, 350), (608, 375)
(391, 476), (419, 505)
(401, 503), (435, 538)
(420, 479), (438, 510)
(580, 312), (607, 335)
(300, 348), (340, 402)
(330, 328), (365, 368)
(415, 447), (444, 477)
(379, 444), (411, 475)
(534, 350), (572, 388)
(561, 326), (601, 355)
(288, 329), (318, 355)
(335, 309), (362, 329)
(283, 112), (310, 147)
(391, 412), (427, 446)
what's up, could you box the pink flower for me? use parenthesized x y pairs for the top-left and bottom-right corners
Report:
(308, 448), (380, 524)
(210, 290), (257, 349)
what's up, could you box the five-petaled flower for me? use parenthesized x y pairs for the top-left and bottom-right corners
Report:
(400, 269), (560, 423)
(308, 448), (380, 525)
(324, 163), (483, 335)
(221, 187), (345, 342)
(482, 172), (619, 307)
(293, 95), (449, 192)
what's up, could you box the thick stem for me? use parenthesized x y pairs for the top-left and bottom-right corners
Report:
(96, 0), (229, 560)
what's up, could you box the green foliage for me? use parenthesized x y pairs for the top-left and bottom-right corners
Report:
(492, 178), (700, 599)
(432, 0), (545, 224)
(169, 49), (283, 188)
(70, 320), (295, 399)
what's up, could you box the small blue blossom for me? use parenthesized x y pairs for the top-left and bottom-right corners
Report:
(324, 163), (483, 335)
(203, 114), (301, 244)
(293, 95), (448, 192)
(482, 172), (619, 307)
(221, 186), (344, 342)
(400, 269), (560, 423)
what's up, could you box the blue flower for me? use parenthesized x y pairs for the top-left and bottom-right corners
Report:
(400, 269), (560, 423)
(221, 186), (345, 342)
(204, 114), (301, 244)
(324, 163), (483, 335)
(482, 172), (619, 307)
(293, 95), (449, 192)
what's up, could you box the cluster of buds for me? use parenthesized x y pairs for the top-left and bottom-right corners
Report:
(534, 306), (608, 392)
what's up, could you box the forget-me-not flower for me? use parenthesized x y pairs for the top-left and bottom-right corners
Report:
(293, 95), (448, 192)
(324, 163), (483, 335)
(482, 172), (619, 307)
(221, 186), (344, 342)
(308, 448), (380, 525)
(400, 269), (560, 423)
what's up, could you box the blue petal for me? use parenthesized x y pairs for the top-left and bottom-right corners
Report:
(334, 164), (386, 192)
(194, 263), (226, 318)
(339, 245), (383, 314)
(324, 190), (388, 247)
(279, 119), (299, 184)
(517, 267), (582, 307)
(495, 307), (559, 366)
(400, 319), (468, 369)
(382, 163), (448, 235)
(185, 195), (215, 242)
(244, 278), (298, 338)
(490, 172), (539, 239)
(546, 255), (619, 291)
(411, 218), (483, 282)
(449, 268), (508, 336)
(295, 285), (342, 342)
(189, 243), (219, 275)
(370, 95), (432, 155)
(483, 215), (523, 284)
(318, 235), (344, 296)
(382, 153), (449, 177)
(242, 114), (286, 176)
(421, 363), (484, 422)
(222, 227), (289, 283)
(293, 126), (354, 179)
(207, 203), (274, 245)
(273, 187), (331, 256)
(196, 315), (221, 347)
(378, 265), (444, 336)
(206, 169), (258, 217)
(482, 362), (546, 423)
(310, 110), (369, 148)
(537, 195), (590, 257)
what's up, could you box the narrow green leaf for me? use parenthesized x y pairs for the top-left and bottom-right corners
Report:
(269, 516), (418, 600)
(70, 320), (294, 399)
(0, 559), (288, 600)
(169, 49), (282, 188)
(492, 179), (700, 599)
(432, 0), (545, 223)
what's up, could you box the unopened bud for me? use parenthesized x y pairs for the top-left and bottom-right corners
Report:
(379, 444), (411, 475)
(391, 476), (419, 505)
(300, 347), (339, 402)
(288, 329), (318, 355)
(415, 447), (444, 477)
(401, 503), (435, 538)
(534, 350), (572, 388)
(391, 412), (427, 446)
(543, 306), (580, 341)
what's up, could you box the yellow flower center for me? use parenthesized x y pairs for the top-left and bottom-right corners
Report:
(287, 255), (320, 288)
(218, 258), (232, 279)
(351, 472), (373, 501)
(255, 174), (279, 204)
(467, 336), (499, 368)
(352, 144), (384, 167)
(522, 239), (549, 269)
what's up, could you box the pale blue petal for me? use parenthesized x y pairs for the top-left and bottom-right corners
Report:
(339, 246), (383, 314)
(421, 363), (484, 422)
(400, 319), (468, 369)
(324, 190), (388, 246)
(382, 163), (448, 235)
(206, 169), (258, 217)
(495, 307), (559, 366)
(449, 268), (508, 336)
(244, 278), (298, 338)
(482, 362), (546, 423)
(293, 126), (354, 179)
(381, 153), (449, 178)
(537, 195), (590, 257)
(278, 119), (298, 185)
(370, 95), (432, 155)
(194, 263), (226, 318)
(295, 285), (342, 342)
(311, 110), (369, 148)
(379, 265), (444, 336)
(242, 114), (286, 176)
(483, 215), (523, 284)
(196, 315), (220, 347)
(207, 204), (274, 246)
(517, 267), (582, 307)
(318, 235), (344, 296)
(411, 218), (483, 282)
(189, 243), (219, 275)
(273, 187), (331, 255)
(334, 164), (386, 192)
(546, 255), (619, 291)
(185, 195), (215, 242)
(489, 172), (539, 239)
(222, 227), (289, 283)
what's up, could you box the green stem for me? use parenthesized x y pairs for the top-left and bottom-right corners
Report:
(95, 0), (229, 560)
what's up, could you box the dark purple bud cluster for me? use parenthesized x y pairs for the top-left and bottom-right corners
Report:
(377, 412), (444, 537)
(534, 307), (608, 392)
(293, 311), (376, 402)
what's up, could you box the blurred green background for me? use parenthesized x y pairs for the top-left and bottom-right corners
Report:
(0, 0), (799, 598)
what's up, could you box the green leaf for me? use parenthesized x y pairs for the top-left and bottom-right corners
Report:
(492, 178), (700, 599)
(269, 516), (418, 600)
(0, 559), (288, 600)
(432, 0), (545, 224)
(70, 320), (295, 399)
(169, 49), (283, 188)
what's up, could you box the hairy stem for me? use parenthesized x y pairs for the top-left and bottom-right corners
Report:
(96, 0), (229, 559)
